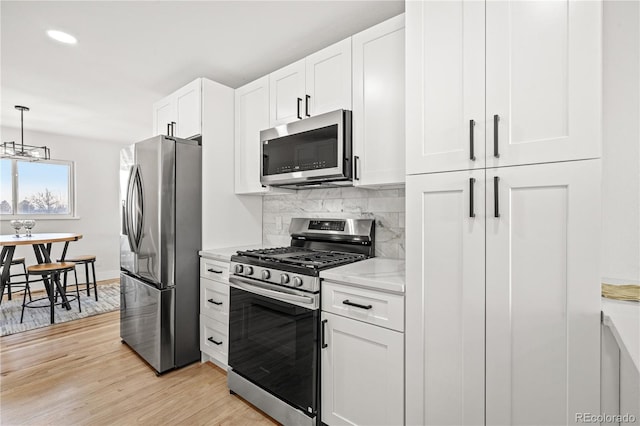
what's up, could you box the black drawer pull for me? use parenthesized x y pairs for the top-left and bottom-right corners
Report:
(207, 299), (222, 306)
(207, 337), (222, 345)
(207, 268), (223, 274)
(343, 300), (373, 310)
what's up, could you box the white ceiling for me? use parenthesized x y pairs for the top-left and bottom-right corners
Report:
(0, 0), (404, 145)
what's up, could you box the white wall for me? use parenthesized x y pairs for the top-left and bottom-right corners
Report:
(1, 126), (124, 286)
(602, 0), (640, 284)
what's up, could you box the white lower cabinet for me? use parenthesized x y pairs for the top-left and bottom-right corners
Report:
(321, 280), (404, 426)
(321, 311), (403, 426)
(406, 159), (601, 425)
(199, 257), (230, 368)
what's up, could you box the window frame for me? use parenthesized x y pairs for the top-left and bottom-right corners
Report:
(0, 158), (77, 220)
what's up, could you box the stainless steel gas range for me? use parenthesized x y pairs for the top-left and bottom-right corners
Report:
(227, 218), (375, 426)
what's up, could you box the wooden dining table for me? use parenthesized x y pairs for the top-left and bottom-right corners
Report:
(0, 233), (83, 310)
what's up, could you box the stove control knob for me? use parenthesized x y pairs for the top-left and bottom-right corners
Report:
(234, 264), (243, 274)
(262, 270), (271, 280)
(292, 276), (303, 287)
(245, 266), (253, 276)
(280, 273), (290, 284)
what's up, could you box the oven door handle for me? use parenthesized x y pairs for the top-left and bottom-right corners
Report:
(229, 276), (317, 307)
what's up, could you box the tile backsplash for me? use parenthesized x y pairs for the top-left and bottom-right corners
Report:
(262, 186), (405, 259)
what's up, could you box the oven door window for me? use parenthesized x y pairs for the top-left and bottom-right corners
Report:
(228, 287), (318, 415)
(262, 125), (338, 176)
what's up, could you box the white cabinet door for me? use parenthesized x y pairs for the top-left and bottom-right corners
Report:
(486, 0), (601, 167)
(305, 38), (352, 117)
(321, 311), (404, 426)
(152, 79), (202, 138)
(485, 160), (601, 425)
(406, 0), (485, 174)
(173, 79), (202, 139)
(352, 14), (405, 187)
(152, 96), (175, 137)
(269, 59), (305, 126)
(235, 76), (270, 194)
(405, 169), (486, 426)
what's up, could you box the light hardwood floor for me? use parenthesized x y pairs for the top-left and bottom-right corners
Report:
(0, 309), (278, 425)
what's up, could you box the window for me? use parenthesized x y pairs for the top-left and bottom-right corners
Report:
(0, 158), (75, 218)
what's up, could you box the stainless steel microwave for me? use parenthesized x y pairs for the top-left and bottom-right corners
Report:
(260, 109), (352, 188)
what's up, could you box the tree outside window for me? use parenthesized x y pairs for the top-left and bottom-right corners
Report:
(0, 158), (75, 218)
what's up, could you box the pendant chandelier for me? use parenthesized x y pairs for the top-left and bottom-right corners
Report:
(1, 105), (50, 160)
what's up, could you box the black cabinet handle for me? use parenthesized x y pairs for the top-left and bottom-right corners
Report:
(167, 123), (171, 136)
(354, 156), (360, 181)
(207, 337), (222, 345)
(305, 95), (311, 117)
(207, 268), (223, 274)
(469, 119), (476, 161)
(207, 299), (222, 306)
(321, 319), (328, 349)
(494, 176), (500, 218)
(493, 114), (500, 158)
(297, 98), (302, 119)
(469, 177), (476, 218)
(343, 300), (372, 310)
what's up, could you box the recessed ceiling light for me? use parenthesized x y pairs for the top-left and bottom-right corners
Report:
(47, 30), (77, 45)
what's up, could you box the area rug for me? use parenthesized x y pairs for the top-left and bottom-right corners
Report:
(0, 282), (120, 336)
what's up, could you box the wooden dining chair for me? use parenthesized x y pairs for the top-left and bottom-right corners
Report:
(21, 262), (79, 324)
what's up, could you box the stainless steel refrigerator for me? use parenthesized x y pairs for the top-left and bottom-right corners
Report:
(119, 135), (201, 374)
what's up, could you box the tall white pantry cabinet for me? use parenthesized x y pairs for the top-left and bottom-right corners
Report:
(405, 1), (602, 426)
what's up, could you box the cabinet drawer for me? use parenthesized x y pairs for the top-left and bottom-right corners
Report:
(200, 258), (229, 282)
(200, 278), (230, 323)
(322, 282), (404, 332)
(200, 315), (228, 363)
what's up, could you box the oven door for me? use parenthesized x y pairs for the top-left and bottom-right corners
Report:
(228, 276), (319, 417)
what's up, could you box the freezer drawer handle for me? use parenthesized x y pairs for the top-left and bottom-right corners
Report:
(207, 299), (223, 306)
(207, 337), (222, 345)
(207, 268), (223, 274)
(342, 300), (372, 310)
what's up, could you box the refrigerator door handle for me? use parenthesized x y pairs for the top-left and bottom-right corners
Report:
(132, 166), (145, 250)
(125, 166), (137, 252)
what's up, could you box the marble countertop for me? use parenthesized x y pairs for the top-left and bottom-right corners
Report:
(602, 297), (639, 374)
(320, 257), (405, 294)
(199, 244), (263, 262)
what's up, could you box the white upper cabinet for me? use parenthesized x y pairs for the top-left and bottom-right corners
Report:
(406, 0), (485, 174)
(407, 0), (602, 174)
(152, 78), (202, 139)
(235, 76), (270, 194)
(352, 14), (406, 187)
(485, 1), (601, 168)
(305, 38), (352, 118)
(269, 59), (306, 126)
(269, 38), (351, 127)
